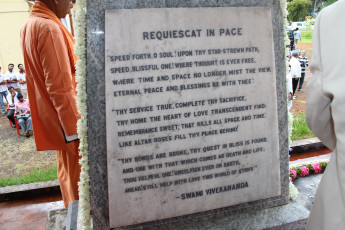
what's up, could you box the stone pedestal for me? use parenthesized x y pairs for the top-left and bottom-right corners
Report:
(86, 0), (289, 229)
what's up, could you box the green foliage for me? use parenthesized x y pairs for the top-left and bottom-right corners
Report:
(296, 168), (302, 176)
(0, 167), (57, 187)
(291, 113), (314, 141)
(288, 0), (312, 21)
(320, 0), (338, 10)
(307, 164), (315, 174)
(320, 162), (328, 172)
(302, 21), (314, 39)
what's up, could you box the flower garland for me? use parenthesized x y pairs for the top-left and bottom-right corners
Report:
(289, 181), (298, 200)
(288, 160), (328, 200)
(74, 0), (92, 229)
(289, 160), (328, 182)
(280, 0), (290, 74)
(288, 111), (293, 145)
(280, 0), (294, 146)
(279, 0), (301, 200)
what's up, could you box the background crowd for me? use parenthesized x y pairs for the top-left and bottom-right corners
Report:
(286, 33), (309, 111)
(0, 63), (32, 137)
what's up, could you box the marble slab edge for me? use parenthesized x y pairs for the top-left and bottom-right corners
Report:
(0, 180), (60, 202)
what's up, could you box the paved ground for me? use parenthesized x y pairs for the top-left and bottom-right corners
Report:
(0, 193), (63, 230)
(0, 108), (56, 179)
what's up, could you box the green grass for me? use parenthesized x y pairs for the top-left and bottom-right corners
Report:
(291, 113), (314, 141)
(0, 167), (57, 187)
(300, 30), (313, 44)
(299, 37), (312, 44)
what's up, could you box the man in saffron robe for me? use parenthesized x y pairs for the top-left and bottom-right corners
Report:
(20, 0), (80, 207)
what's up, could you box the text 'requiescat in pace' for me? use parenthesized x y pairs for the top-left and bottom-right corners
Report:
(143, 28), (243, 40)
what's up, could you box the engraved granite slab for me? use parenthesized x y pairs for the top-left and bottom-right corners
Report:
(105, 7), (280, 228)
(87, 1), (289, 229)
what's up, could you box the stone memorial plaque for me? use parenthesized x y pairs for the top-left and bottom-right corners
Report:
(105, 7), (280, 228)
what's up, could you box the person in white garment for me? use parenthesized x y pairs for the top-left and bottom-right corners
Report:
(6, 86), (18, 127)
(289, 50), (301, 97)
(294, 28), (301, 44)
(0, 66), (8, 115)
(17, 64), (27, 98)
(306, 0), (345, 229)
(5, 64), (22, 94)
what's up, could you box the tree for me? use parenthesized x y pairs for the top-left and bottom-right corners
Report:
(319, 0), (338, 10)
(310, 0), (338, 16)
(287, 0), (312, 21)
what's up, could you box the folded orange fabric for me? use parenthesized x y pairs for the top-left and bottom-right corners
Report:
(30, 1), (77, 74)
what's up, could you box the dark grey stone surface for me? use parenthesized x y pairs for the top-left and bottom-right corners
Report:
(66, 201), (79, 230)
(86, 0), (288, 229)
(294, 174), (322, 211)
(62, 198), (309, 230)
(290, 138), (326, 155)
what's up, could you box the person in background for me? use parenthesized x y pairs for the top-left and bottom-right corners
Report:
(306, 0), (345, 228)
(289, 50), (301, 97)
(298, 50), (308, 91)
(17, 64), (27, 98)
(15, 92), (32, 137)
(5, 64), (22, 94)
(0, 67), (8, 116)
(21, 0), (80, 208)
(294, 28), (301, 45)
(6, 86), (18, 127)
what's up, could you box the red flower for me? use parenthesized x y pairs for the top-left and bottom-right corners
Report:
(312, 163), (322, 174)
(300, 166), (309, 177)
(290, 170), (297, 179)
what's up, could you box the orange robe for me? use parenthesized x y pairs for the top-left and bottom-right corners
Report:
(20, 2), (81, 207)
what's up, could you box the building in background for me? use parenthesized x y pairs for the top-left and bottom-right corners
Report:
(0, 0), (73, 73)
(0, 0), (32, 72)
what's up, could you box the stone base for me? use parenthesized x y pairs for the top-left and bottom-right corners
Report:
(57, 201), (308, 230)
(50, 174), (324, 230)
(46, 208), (68, 230)
(179, 201), (309, 230)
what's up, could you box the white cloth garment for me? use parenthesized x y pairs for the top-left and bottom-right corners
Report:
(6, 92), (18, 110)
(306, 1), (345, 229)
(5, 70), (20, 89)
(294, 30), (301, 40)
(0, 74), (8, 92)
(289, 56), (301, 79)
(17, 72), (27, 90)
